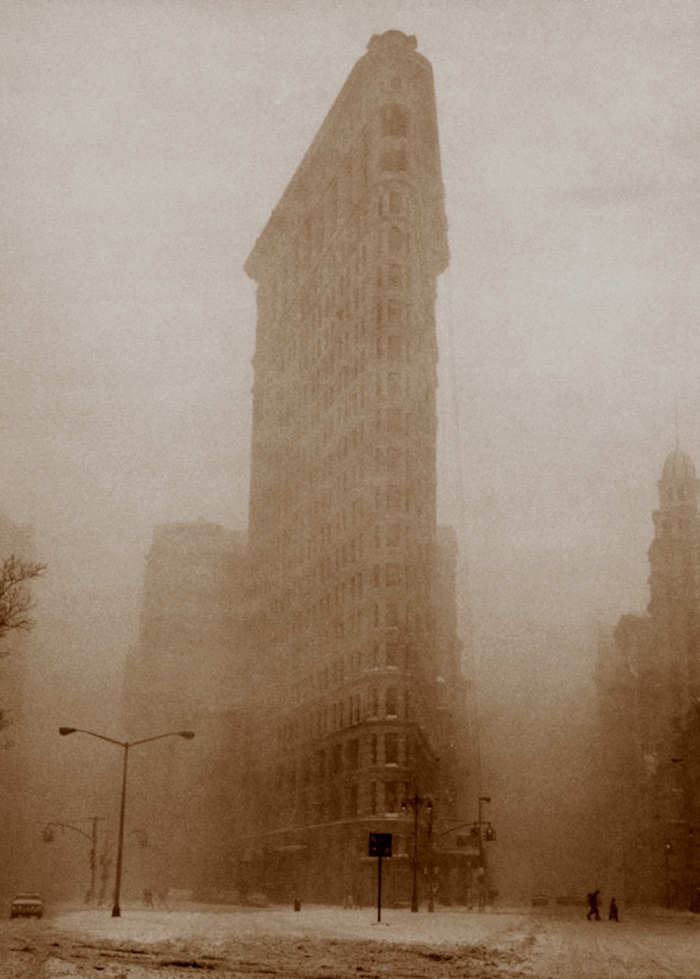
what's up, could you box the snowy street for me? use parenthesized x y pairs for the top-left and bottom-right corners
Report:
(1, 904), (699, 978)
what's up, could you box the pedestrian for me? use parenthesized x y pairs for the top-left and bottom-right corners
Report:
(586, 889), (601, 920)
(608, 897), (619, 921)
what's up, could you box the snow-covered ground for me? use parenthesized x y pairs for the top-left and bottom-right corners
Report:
(2, 903), (700, 977)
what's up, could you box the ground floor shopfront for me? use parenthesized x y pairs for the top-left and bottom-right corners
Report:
(235, 818), (483, 909)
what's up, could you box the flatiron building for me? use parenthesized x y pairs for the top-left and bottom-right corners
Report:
(243, 30), (469, 904)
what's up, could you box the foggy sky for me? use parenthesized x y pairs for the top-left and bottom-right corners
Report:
(2, 1), (699, 748)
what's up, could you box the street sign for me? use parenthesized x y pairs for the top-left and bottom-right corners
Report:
(369, 833), (392, 857)
(369, 833), (392, 923)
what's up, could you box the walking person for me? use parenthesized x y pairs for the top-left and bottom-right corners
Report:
(586, 889), (601, 920)
(608, 897), (619, 921)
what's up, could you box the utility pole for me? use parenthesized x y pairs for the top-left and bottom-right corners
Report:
(427, 803), (435, 912)
(477, 796), (493, 910)
(401, 792), (432, 913)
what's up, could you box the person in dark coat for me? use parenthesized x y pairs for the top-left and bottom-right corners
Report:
(586, 889), (601, 920)
(608, 897), (619, 921)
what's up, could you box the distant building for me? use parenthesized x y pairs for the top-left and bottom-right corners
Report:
(596, 448), (700, 906)
(124, 521), (247, 896)
(125, 521), (245, 733)
(242, 31), (471, 905)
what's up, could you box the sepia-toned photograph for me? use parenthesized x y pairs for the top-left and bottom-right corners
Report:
(0, 1), (698, 974)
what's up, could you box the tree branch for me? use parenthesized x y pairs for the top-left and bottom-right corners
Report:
(0, 554), (47, 644)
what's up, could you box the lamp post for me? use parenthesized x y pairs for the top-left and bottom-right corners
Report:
(401, 791), (432, 913)
(427, 801), (435, 912)
(59, 726), (194, 917)
(664, 840), (673, 909)
(42, 815), (102, 904)
(477, 796), (491, 910)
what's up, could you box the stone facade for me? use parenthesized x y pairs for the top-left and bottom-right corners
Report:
(125, 521), (244, 733)
(242, 31), (470, 906)
(124, 521), (247, 897)
(596, 449), (700, 906)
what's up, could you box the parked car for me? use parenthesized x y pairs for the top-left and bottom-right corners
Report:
(531, 893), (549, 907)
(10, 893), (44, 919)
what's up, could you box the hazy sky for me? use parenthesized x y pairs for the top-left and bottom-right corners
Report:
(2, 0), (698, 703)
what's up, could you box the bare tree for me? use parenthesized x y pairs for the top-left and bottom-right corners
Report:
(0, 554), (46, 646)
(0, 555), (46, 735)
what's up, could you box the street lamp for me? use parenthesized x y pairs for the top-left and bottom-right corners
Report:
(42, 816), (102, 904)
(401, 791), (432, 913)
(477, 796), (491, 910)
(59, 726), (194, 917)
(664, 839), (673, 909)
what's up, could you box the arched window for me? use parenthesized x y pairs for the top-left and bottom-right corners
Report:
(389, 191), (405, 215)
(388, 226), (404, 253)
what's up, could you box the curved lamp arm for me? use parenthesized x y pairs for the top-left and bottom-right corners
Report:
(59, 727), (195, 747)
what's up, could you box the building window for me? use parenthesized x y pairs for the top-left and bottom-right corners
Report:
(387, 447), (401, 472)
(328, 178), (338, 231)
(387, 485), (402, 509)
(385, 563), (400, 586)
(384, 781), (399, 813)
(386, 642), (401, 668)
(387, 335), (402, 361)
(348, 783), (359, 816)
(387, 409), (403, 434)
(347, 739), (359, 770)
(371, 734), (378, 765)
(362, 129), (371, 186)
(387, 522), (402, 547)
(387, 299), (402, 323)
(386, 603), (400, 628)
(385, 732), (399, 765)
(388, 226), (404, 253)
(385, 687), (398, 717)
(370, 781), (377, 813)
(381, 103), (408, 138)
(389, 191), (405, 215)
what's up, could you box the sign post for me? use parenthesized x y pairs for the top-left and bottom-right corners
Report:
(369, 833), (392, 923)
